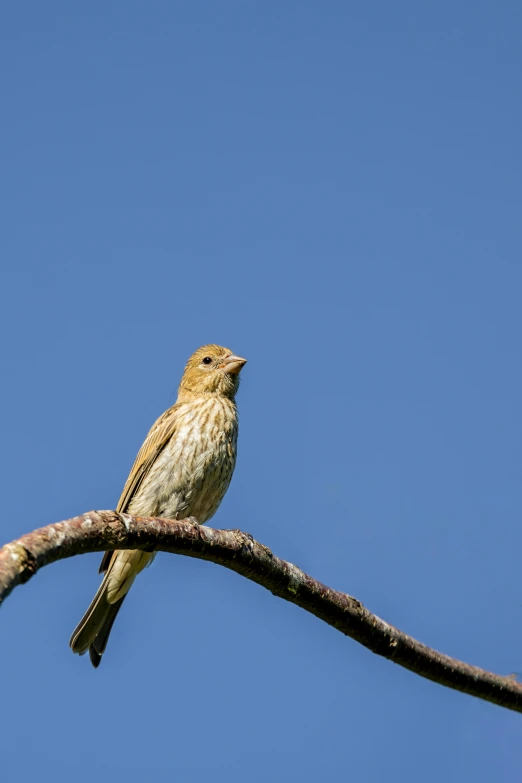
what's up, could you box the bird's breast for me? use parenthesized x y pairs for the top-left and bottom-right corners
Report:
(132, 397), (238, 524)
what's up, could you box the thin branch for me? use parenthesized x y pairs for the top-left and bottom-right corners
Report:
(0, 511), (520, 713)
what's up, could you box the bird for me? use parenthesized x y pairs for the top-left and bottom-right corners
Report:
(69, 344), (247, 667)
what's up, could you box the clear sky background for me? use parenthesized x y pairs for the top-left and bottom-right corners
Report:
(1, 2), (521, 781)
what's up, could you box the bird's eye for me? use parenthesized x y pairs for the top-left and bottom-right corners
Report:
(201, 357), (213, 365)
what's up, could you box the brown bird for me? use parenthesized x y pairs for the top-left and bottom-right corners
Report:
(70, 344), (247, 667)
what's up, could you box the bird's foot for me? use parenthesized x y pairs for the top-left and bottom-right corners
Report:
(117, 512), (133, 532)
(186, 516), (200, 528)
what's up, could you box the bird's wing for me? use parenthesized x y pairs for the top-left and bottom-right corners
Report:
(99, 403), (179, 574)
(116, 403), (180, 514)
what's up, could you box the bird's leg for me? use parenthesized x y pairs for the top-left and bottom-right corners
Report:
(186, 516), (200, 528)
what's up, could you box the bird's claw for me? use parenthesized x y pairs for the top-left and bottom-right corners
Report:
(117, 512), (133, 532)
(186, 516), (200, 528)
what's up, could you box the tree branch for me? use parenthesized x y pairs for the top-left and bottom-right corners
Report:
(0, 510), (520, 713)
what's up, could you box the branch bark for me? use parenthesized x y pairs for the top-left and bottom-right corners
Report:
(0, 510), (520, 713)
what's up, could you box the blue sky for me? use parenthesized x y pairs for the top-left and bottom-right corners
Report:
(1, 2), (521, 780)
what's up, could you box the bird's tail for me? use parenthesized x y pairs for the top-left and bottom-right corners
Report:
(69, 567), (127, 668)
(69, 549), (153, 667)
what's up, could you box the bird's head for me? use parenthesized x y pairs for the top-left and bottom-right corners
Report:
(178, 344), (247, 399)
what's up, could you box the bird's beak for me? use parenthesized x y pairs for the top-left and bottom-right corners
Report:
(220, 354), (247, 374)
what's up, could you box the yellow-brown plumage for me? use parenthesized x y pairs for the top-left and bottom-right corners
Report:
(70, 344), (246, 667)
